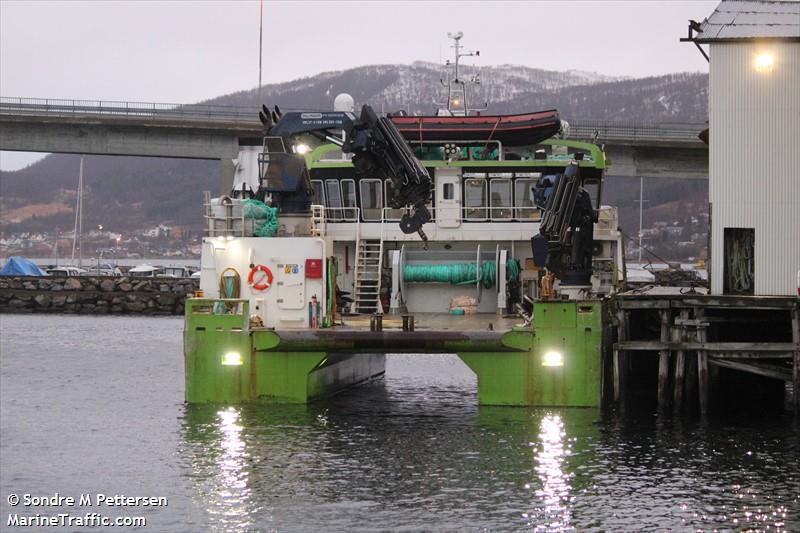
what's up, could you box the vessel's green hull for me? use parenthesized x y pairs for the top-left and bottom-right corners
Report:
(184, 299), (602, 406)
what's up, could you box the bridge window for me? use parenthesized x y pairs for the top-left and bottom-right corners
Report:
(310, 180), (325, 207)
(325, 180), (343, 221)
(359, 179), (383, 221)
(490, 179), (512, 220)
(384, 180), (403, 221)
(464, 178), (487, 220)
(341, 179), (357, 220)
(514, 179), (538, 220)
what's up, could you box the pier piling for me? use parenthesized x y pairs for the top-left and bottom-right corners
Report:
(792, 307), (799, 414)
(657, 309), (671, 411)
(672, 310), (689, 413)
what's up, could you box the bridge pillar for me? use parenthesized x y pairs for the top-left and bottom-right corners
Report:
(220, 158), (235, 195)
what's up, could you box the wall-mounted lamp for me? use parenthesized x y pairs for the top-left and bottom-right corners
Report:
(754, 53), (774, 73)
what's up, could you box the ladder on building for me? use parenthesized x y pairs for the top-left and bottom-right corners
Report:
(353, 238), (383, 314)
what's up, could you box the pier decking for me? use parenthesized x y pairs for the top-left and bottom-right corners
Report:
(612, 288), (799, 414)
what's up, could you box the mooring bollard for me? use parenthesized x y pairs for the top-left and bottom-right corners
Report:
(402, 314), (415, 332)
(370, 314), (383, 332)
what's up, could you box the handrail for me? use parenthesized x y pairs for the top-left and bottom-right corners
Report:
(324, 205), (542, 225)
(0, 96), (259, 122)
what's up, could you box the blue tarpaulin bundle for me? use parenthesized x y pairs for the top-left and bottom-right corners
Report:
(0, 256), (47, 276)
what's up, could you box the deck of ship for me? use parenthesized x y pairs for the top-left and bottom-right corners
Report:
(339, 312), (521, 332)
(247, 313), (526, 353)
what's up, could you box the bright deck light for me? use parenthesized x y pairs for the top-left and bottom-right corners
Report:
(542, 351), (564, 367)
(755, 53), (774, 72)
(294, 143), (311, 154)
(222, 352), (243, 366)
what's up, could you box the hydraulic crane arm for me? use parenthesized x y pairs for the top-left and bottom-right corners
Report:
(261, 104), (432, 236)
(532, 162), (597, 286)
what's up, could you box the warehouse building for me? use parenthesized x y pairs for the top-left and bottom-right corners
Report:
(686, 0), (799, 296)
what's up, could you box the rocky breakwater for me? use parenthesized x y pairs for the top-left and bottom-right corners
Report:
(0, 276), (199, 315)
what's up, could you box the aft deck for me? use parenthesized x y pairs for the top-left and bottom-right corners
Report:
(339, 312), (522, 332)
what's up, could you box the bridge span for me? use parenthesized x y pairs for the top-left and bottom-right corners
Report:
(0, 97), (708, 184)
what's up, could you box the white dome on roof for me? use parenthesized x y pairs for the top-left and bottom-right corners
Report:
(333, 93), (354, 112)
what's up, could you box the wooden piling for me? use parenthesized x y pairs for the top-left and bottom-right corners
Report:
(673, 310), (688, 414)
(657, 309), (671, 411)
(792, 306), (799, 414)
(697, 309), (710, 416)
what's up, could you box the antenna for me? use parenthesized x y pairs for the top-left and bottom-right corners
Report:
(439, 32), (482, 116)
(258, 0), (263, 97)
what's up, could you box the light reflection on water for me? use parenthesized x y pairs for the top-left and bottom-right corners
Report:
(1, 316), (799, 532)
(527, 414), (572, 531)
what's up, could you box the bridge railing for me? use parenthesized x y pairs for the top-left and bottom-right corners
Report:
(0, 96), (258, 122)
(570, 121), (705, 142)
(0, 96), (707, 142)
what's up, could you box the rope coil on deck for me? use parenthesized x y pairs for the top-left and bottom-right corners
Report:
(403, 262), (497, 288)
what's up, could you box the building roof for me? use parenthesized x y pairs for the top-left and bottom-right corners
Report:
(695, 1), (800, 42)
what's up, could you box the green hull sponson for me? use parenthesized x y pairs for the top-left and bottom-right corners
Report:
(184, 298), (602, 406)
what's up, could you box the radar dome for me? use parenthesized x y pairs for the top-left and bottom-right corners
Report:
(333, 93), (355, 112)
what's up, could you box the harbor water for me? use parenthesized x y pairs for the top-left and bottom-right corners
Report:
(1, 314), (798, 532)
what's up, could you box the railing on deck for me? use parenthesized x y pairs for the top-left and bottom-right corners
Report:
(203, 192), (250, 238)
(323, 205), (542, 225)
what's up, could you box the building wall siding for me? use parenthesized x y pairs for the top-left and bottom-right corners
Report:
(709, 41), (800, 295)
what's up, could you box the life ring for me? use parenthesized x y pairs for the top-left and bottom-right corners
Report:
(247, 264), (273, 291)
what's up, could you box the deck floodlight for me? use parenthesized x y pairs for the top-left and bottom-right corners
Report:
(293, 143), (311, 155)
(542, 350), (564, 367)
(222, 352), (243, 366)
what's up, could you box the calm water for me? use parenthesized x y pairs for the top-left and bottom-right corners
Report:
(1, 314), (798, 532)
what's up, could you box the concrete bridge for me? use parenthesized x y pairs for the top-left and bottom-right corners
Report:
(0, 97), (708, 183)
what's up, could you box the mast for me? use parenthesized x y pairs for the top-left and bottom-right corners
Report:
(71, 156), (84, 267)
(258, 0), (263, 98)
(438, 32), (482, 116)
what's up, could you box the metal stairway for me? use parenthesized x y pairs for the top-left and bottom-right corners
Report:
(353, 238), (383, 314)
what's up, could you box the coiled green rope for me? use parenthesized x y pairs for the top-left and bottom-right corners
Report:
(507, 258), (520, 281)
(404, 262), (497, 288)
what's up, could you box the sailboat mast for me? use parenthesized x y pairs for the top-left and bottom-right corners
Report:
(70, 156), (84, 267)
(78, 157), (83, 268)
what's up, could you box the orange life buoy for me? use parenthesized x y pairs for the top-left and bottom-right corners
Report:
(247, 264), (273, 291)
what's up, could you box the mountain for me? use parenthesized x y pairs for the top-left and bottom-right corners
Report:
(0, 62), (709, 240)
(202, 62), (707, 122)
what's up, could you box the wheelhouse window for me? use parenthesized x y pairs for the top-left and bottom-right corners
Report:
(490, 179), (512, 220)
(464, 178), (487, 220)
(324, 180), (343, 221)
(310, 179), (325, 207)
(514, 178), (538, 219)
(359, 179), (383, 221)
(384, 180), (403, 221)
(341, 179), (357, 220)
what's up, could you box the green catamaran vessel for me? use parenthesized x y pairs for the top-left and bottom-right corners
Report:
(184, 34), (624, 406)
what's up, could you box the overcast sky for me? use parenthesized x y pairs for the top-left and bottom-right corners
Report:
(0, 0), (717, 170)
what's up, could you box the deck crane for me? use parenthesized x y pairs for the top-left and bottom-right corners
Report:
(532, 162), (597, 291)
(257, 104), (433, 240)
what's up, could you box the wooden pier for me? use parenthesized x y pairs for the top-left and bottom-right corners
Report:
(611, 288), (799, 415)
